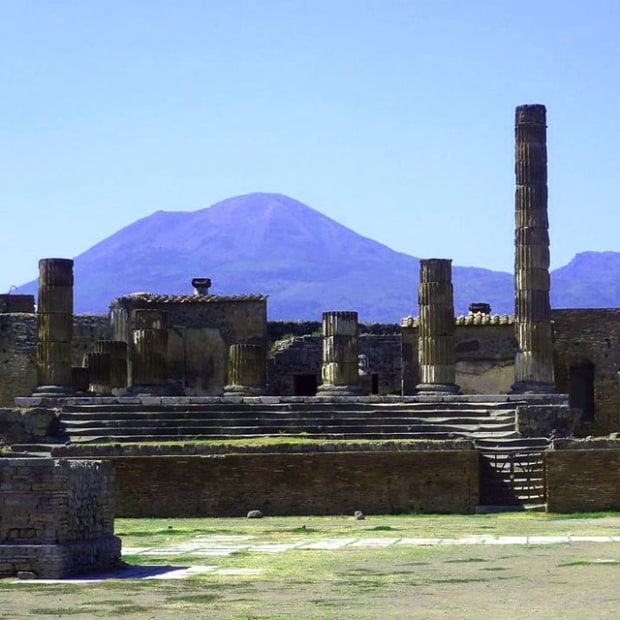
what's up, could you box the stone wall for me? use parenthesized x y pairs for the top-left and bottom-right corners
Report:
(551, 309), (620, 435)
(96, 447), (479, 517)
(0, 314), (111, 406)
(0, 314), (37, 406)
(109, 294), (267, 395)
(0, 458), (121, 578)
(401, 316), (516, 395)
(268, 335), (402, 396)
(545, 439), (620, 513)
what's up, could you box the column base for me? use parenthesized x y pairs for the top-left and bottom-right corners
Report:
(33, 385), (75, 397)
(223, 384), (264, 397)
(128, 384), (172, 396)
(511, 381), (556, 395)
(416, 383), (461, 395)
(316, 384), (362, 396)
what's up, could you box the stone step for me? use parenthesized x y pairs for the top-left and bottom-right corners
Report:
(60, 415), (512, 430)
(60, 422), (509, 438)
(476, 437), (550, 450)
(65, 430), (466, 444)
(60, 401), (518, 416)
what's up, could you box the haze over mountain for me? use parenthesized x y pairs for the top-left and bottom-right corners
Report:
(16, 193), (620, 322)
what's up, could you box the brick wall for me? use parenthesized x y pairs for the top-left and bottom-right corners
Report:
(551, 309), (620, 434)
(107, 449), (479, 517)
(545, 448), (620, 513)
(0, 458), (121, 578)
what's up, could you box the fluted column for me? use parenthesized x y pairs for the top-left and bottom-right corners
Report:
(416, 259), (460, 394)
(34, 258), (75, 395)
(317, 311), (361, 395)
(130, 310), (169, 394)
(512, 104), (555, 393)
(87, 341), (128, 394)
(224, 344), (266, 396)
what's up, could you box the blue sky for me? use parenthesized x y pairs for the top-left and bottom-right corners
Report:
(2, 0), (619, 293)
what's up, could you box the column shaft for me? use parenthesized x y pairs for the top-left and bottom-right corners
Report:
(130, 310), (169, 394)
(416, 259), (460, 394)
(224, 344), (266, 396)
(512, 104), (555, 393)
(35, 258), (75, 395)
(317, 311), (361, 395)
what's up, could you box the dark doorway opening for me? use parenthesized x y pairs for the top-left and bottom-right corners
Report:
(371, 374), (379, 395)
(569, 364), (595, 423)
(294, 374), (317, 396)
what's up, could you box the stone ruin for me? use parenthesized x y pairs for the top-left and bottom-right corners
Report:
(0, 458), (121, 578)
(2, 104), (620, 575)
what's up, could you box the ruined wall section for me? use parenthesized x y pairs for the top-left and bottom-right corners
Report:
(551, 308), (620, 435)
(109, 294), (267, 395)
(268, 335), (401, 396)
(0, 313), (37, 406)
(0, 458), (121, 578)
(0, 313), (110, 406)
(402, 315), (516, 395)
(96, 448), (479, 517)
(546, 439), (620, 512)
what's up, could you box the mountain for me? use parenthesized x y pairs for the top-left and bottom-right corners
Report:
(15, 193), (619, 321)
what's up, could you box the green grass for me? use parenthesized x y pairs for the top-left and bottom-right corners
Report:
(4, 513), (620, 620)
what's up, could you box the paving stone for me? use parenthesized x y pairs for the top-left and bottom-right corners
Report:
(350, 538), (400, 547)
(299, 538), (357, 550)
(527, 536), (570, 545)
(398, 538), (442, 545)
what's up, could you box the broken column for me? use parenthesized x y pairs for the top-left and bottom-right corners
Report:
(130, 310), (169, 394)
(317, 311), (361, 395)
(512, 104), (555, 393)
(416, 259), (460, 395)
(224, 344), (266, 396)
(87, 341), (128, 395)
(34, 258), (75, 395)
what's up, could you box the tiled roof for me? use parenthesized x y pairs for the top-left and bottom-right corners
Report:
(401, 313), (515, 328)
(111, 292), (268, 305)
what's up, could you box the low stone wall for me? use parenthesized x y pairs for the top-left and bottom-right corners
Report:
(545, 439), (620, 513)
(61, 444), (479, 518)
(0, 458), (121, 578)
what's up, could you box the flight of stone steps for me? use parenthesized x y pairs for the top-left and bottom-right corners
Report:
(476, 436), (549, 506)
(54, 399), (521, 444)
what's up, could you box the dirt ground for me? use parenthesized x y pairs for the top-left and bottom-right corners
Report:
(2, 517), (620, 619)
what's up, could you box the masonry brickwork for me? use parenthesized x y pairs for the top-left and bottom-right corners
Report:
(76, 446), (479, 517)
(0, 458), (121, 578)
(545, 439), (620, 513)
(551, 308), (620, 435)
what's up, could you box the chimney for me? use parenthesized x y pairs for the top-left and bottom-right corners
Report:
(192, 278), (211, 295)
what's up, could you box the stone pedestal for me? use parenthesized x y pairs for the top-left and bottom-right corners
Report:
(317, 311), (361, 395)
(224, 344), (266, 396)
(512, 104), (555, 393)
(0, 459), (122, 579)
(34, 258), (75, 395)
(416, 259), (460, 395)
(130, 310), (169, 394)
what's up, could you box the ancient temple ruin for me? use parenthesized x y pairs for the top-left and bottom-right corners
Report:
(2, 104), (620, 559)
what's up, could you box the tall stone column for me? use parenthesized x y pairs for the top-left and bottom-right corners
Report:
(512, 104), (555, 393)
(130, 310), (169, 394)
(416, 259), (460, 395)
(317, 311), (361, 395)
(34, 258), (75, 395)
(224, 344), (266, 396)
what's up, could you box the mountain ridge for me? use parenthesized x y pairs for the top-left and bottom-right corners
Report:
(15, 193), (620, 321)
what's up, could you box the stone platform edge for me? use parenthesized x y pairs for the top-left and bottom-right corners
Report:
(52, 439), (476, 457)
(16, 393), (570, 407)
